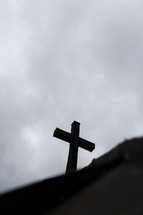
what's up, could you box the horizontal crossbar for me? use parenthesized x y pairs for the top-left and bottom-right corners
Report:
(53, 128), (95, 152)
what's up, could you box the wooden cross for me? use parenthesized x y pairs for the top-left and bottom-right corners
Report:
(53, 121), (95, 174)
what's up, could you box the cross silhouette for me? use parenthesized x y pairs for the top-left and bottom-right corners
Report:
(53, 121), (95, 174)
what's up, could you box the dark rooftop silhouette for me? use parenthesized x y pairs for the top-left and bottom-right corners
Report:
(0, 137), (143, 214)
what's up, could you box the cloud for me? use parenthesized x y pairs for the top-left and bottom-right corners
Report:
(0, 0), (143, 192)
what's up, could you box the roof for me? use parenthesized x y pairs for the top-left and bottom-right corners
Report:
(0, 137), (143, 215)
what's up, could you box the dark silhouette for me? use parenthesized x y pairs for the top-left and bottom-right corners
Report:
(53, 121), (95, 174)
(1, 137), (143, 215)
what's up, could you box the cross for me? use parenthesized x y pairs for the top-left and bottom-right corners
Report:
(53, 121), (95, 174)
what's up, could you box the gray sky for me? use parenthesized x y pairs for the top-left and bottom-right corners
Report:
(0, 0), (143, 193)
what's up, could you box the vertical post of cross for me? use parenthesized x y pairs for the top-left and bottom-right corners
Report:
(53, 121), (95, 174)
(66, 121), (80, 174)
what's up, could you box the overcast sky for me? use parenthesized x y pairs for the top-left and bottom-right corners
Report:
(0, 0), (143, 193)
